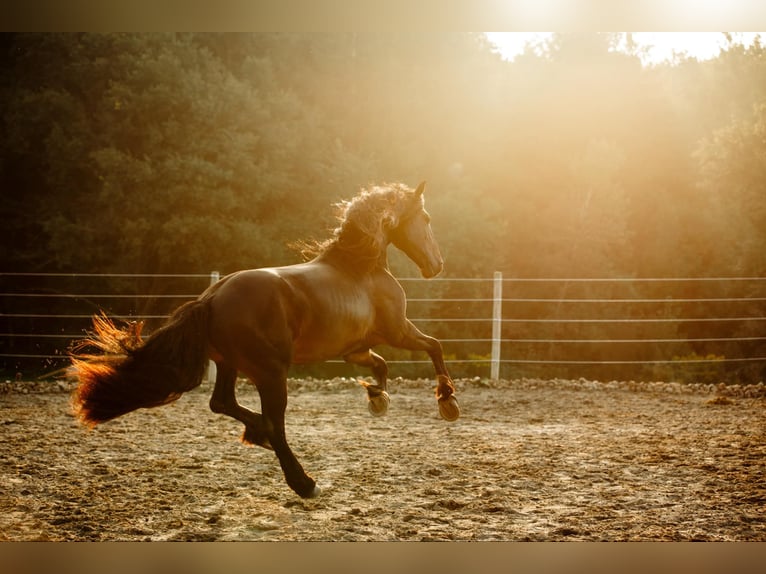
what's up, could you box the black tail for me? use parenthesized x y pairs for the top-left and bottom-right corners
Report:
(71, 299), (211, 426)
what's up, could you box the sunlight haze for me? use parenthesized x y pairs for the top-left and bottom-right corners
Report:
(486, 32), (766, 65)
(3, 32), (766, 386)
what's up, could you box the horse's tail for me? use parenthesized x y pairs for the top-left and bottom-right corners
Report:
(70, 298), (212, 426)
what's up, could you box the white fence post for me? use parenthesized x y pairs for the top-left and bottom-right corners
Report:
(207, 270), (220, 383)
(491, 271), (503, 380)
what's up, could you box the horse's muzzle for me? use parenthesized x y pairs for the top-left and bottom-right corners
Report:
(420, 257), (444, 279)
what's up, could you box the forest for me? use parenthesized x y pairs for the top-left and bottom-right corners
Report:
(1, 33), (764, 381)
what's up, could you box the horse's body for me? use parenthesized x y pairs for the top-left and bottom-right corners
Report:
(212, 266), (388, 365)
(72, 181), (458, 498)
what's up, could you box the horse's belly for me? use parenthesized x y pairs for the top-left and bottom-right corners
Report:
(291, 313), (375, 364)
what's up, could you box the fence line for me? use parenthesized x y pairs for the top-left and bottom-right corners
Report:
(8, 314), (766, 323)
(8, 294), (766, 303)
(0, 293), (201, 298)
(5, 273), (763, 280)
(2, 272), (765, 381)
(0, 273), (211, 278)
(407, 297), (766, 303)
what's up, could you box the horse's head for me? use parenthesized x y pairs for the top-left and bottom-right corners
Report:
(390, 182), (444, 278)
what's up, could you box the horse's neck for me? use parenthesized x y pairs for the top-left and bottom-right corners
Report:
(315, 244), (379, 277)
(319, 225), (391, 276)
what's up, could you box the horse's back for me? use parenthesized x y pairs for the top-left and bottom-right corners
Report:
(207, 263), (390, 365)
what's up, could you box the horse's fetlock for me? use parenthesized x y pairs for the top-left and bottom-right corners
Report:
(241, 426), (273, 450)
(209, 398), (227, 414)
(435, 374), (455, 400)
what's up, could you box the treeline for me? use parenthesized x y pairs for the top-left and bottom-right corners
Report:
(1, 33), (764, 381)
(2, 33), (765, 278)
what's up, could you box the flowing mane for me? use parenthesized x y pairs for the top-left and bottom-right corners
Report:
(298, 182), (421, 267)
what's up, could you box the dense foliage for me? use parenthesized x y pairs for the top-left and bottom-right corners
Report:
(2, 32), (764, 278)
(1, 33), (764, 381)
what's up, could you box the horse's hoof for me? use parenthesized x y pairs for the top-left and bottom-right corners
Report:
(438, 395), (460, 421)
(304, 484), (321, 498)
(368, 391), (390, 416)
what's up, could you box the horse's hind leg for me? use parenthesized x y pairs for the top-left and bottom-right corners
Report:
(251, 363), (320, 499)
(344, 349), (390, 416)
(209, 361), (272, 449)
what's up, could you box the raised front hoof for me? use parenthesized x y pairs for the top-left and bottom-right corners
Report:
(438, 395), (460, 422)
(367, 390), (390, 417)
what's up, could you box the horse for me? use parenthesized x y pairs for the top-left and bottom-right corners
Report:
(70, 181), (459, 499)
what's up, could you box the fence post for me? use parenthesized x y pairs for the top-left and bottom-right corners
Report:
(491, 271), (503, 380)
(207, 271), (220, 383)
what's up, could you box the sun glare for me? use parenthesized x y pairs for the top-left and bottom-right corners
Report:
(485, 32), (552, 60)
(630, 32), (727, 64)
(485, 32), (765, 65)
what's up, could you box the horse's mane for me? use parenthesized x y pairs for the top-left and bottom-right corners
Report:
(294, 182), (420, 265)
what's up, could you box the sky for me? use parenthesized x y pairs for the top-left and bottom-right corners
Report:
(485, 32), (765, 65)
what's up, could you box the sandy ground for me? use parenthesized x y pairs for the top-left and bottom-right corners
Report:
(1, 377), (764, 541)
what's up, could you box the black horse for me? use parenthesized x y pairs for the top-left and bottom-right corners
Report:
(71, 181), (459, 498)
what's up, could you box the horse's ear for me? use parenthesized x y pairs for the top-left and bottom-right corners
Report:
(415, 181), (426, 197)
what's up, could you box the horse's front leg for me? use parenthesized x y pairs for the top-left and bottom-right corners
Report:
(394, 320), (460, 421)
(344, 349), (390, 416)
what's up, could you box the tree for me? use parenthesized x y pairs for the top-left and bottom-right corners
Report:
(695, 102), (766, 276)
(3, 32), (766, 284)
(0, 34), (368, 274)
